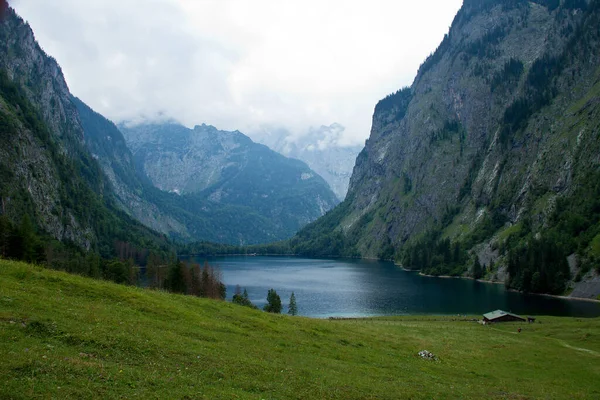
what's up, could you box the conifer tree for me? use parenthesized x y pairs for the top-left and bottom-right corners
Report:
(288, 292), (298, 316)
(264, 288), (282, 313)
(167, 261), (187, 294)
(471, 257), (483, 280)
(15, 214), (37, 262)
(0, 215), (11, 258)
(232, 286), (257, 308)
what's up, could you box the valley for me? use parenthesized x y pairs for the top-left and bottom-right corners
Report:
(1, 0), (600, 398)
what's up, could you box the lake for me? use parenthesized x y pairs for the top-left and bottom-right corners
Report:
(187, 256), (600, 318)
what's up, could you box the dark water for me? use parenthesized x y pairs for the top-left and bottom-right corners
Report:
(188, 256), (600, 318)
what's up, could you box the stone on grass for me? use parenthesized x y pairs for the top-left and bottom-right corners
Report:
(418, 350), (438, 361)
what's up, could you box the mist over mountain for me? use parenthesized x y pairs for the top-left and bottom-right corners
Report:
(254, 123), (363, 201)
(0, 4), (339, 249)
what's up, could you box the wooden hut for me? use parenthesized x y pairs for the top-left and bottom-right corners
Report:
(483, 310), (526, 324)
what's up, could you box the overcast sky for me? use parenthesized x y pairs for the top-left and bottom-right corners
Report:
(10, 0), (462, 146)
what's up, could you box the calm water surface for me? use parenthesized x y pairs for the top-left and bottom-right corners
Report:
(188, 256), (600, 318)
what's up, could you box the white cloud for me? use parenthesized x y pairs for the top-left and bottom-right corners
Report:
(10, 0), (462, 146)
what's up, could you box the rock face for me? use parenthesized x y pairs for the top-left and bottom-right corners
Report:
(293, 0), (600, 296)
(255, 124), (362, 201)
(345, 0), (580, 253)
(0, 8), (94, 248)
(120, 122), (340, 244)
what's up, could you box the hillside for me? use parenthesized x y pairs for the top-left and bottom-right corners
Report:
(72, 96), (195, 239)
(120, 122), (339, 243)
(292, 0), (600, 297)
(1, 259), (599, 399)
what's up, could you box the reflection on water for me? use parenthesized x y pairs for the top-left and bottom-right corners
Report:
(185, 256), (600, 318)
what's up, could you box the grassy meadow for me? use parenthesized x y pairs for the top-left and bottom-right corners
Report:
(1, 259), (599, 399)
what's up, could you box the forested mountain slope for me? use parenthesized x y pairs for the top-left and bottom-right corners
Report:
(292, 0), (600, 297)
(0, 3), (338, 248)
(72, 97), (193, 239)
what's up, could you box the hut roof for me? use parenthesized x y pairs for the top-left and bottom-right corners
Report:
(483, 310), (525, 321)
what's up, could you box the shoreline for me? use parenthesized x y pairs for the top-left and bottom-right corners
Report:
(407, 269), (600, 304)
(184, 254), (600, 304)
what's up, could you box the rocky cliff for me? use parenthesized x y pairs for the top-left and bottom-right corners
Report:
(0, 4), (339, 247)
(72, 97), (190, 239)
(0, 8), (97, 249)
(293, 0), (600, 298)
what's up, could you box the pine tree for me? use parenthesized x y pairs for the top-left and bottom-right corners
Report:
(104, 259), (129, 284)
(471, 257), (483, 280)
(232, 285), (244, 304)
(0, 215), (11, 258)
(14, 214), (37, 262)
(232, 286), (257, 309)
(264, 288), (282, 313)
(167, 261), (187, 294)
(288, 292), (298, 316)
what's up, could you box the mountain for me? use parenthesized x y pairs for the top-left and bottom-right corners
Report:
(255, 124), (362, 201)
(0, 7), (171, 261)
(74, 98), (296, 245)
(119, 122), (339, 244)
(71, 96), (192, 239)
(292, 0), (600, 297)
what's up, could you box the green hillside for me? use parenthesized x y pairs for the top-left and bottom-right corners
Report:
(1, 259), (599, 399)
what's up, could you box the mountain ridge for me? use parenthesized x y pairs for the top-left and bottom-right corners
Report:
(119, 121), (339, 244)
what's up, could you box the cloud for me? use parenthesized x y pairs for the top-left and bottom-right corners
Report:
(10, 0), (462, 146)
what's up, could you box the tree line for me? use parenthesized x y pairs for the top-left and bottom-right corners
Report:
(0, 210), (308, 313)
(232, 285), (298, 316)
(0, 211), (230, 300)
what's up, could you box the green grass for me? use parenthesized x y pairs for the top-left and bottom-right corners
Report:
(590, 233), (600, 258)
(568, 74), (600, 115)
(496, 222), (522, 244)
(1, 260), (599, 399)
